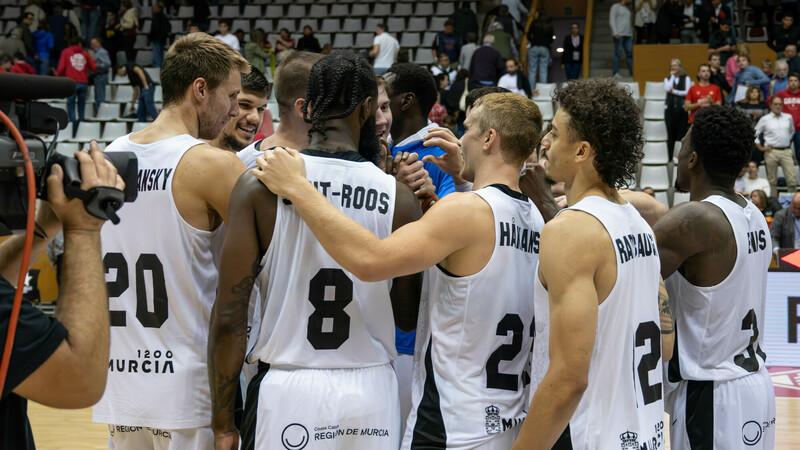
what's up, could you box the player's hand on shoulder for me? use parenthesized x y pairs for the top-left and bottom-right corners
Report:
(47, 141), (124, 232)
(253, 146), (307, 198)
(422, 127), (464, 180)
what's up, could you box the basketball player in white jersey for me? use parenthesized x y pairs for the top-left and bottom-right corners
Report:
(512, 79), (665, 449)
(208, 52), (423, 450)
(253, 92), (545, 449)
(206, 66), (269, 153)
(94, 33), (250, 449)
(655, 106), (776, 448)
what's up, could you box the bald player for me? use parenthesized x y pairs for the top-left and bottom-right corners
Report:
(254, 92), (545, 449)
(513, 79), (664, 449)
(655, 106), (775, 448)
(206, 66), (270, 153)
(94, 33), (249, 449)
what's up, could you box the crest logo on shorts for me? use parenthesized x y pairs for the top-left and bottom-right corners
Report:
(742, 420), (762, 446)
(281, 423), (309, 450)
(485, 405), (501, 435)
(619, 430), (639, 449)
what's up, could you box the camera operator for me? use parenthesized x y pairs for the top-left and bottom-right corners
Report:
(0, 143), (123, 449)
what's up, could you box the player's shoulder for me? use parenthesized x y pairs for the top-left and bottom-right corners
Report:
(182, 143), (246, 174)
(654, 199), (728, 240)
(541, 208), (610, 251)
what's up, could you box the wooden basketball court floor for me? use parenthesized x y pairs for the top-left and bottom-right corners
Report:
(27, 382), (800, 449)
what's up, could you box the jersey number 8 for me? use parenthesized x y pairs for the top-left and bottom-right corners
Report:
(307, 268), (353, 350)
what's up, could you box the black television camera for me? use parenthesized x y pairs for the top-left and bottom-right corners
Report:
(0, 73), (138, 236)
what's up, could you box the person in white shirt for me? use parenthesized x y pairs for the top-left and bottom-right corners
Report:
(755, 95), (798, 196)
(215, 19), (240, 52)
(497, 58), (531, 97)
(459, 32), (478, 73)
(610, 0), (633, 77)
(741, 160), (771, 195)
(430, 54), (457, 87)
(370, 23), (399, 75)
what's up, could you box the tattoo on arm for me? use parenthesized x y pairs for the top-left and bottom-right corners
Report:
(658, 278), (674, 335)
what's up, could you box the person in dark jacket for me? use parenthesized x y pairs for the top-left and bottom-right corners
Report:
(469, 34), (505, 90)
(18, 12), (36, 61)
(526, 8), (554, 90)
(450, 2), (479, 43)
(148, 1), (170, 68)
(432, 19), (462, 62)
(561, 23), (583, 80)
(708, 52), (732, 95)
(102, 9), (122, 68)
(296, 25), (321, 53)
(769, 12), (800, 58)
(648, 0), (684, 43)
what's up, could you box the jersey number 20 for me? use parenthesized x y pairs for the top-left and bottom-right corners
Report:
(105, 253), (169, 328)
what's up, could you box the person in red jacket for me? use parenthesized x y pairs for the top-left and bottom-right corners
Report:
(10, 52), (35, 74)
(771, 72), (800, 165)
(56, 36), (97, 126)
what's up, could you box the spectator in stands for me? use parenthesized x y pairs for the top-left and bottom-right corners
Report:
(383, 63), (455, 197)
(649, 0), (683, 44)
(770, 192), (800, 251)
(488, 21), (516, 60)
(708, 0), (733, 35)
(561, 23), (583, 80)
(432, 19), (463, 63)
(78, 0), (99, 45)
(708, 52), (732, 94)
(191, 0), (211, 32)
(187, 23), (200, 34)
(708, 19), (736, 65)
(24, 0), (46, 33)
(785, 44), (800, 74)
(497, 58), (532, 97)
(750, 189), (782, 218)
(431, 54), (457, 86)
(634, 0), (656, 43)
(90, 37), (110, 109)
(18, 12), (36, 62)
(62, 2), (84, 41)
(206, 67), (269, 153)
(726, 44), (749, 87)
(610, 0), (634, 77)
(47, 4), (68, 57)
(443, 69), (470, 132)
(686, 63), (723, 124)
(428, 91), (447, 126)
(469, 34), (504, 90)
(502, 0), (530, 26)
(275, 28), (295, 64)
(769, 12), (800, 58)
(765, 60), (788, 98)
(0, 54), (11, 72)
(149, 1), (170, 68)
(664, 58), (691, 160)
(735, 164), (747, 192)
(494, 5), (520, 42)
(234, 29), (246, 51)
(32, 21), (53, 75)
(741, 160), (772, 194)
(459, 32), (478, 73)
(215, 19), (239, 52)
(245, 29), (273, 76)
(528, 8), (554, 88)
(118, 0), (138, 63)
(451, 2), (479, 43)
(756, 94), (797, 196)
(0, 28), (27, 60)
(370, 23), (399, 75)
(679, 0), (702, 43)
(737, 86), (769, 128)
(101, 9), (122, 69)
(296, 25), (321, 54)
(10, 52), (35, 74)
(117, 61), (158, 121)
(728, 55), (771, 103)
(763, 59), (774, 77)
(57, 35), (96, 126)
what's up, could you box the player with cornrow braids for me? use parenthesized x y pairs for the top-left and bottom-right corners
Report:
(209, 51), (423, 450)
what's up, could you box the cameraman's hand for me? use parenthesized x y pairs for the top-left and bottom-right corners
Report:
(47, 141), (124, 232)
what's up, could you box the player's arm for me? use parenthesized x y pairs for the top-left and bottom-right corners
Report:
(390, 182), (424, 332)
(369, 43), (379, 58)
(653, 202), (709, 279)
(180, 144), (248, 225)
(512, 212), (602, 450)
(659, 276), (674, 361)
(520, 164), (560, 222)
(208, 173), (273, 446)
(619, 190), (668, 227)
(252, 149), (483, 281)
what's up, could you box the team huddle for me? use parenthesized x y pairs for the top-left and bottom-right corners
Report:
(94, 33), (776, 450)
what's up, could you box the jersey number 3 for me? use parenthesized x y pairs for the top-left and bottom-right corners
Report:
(307, 268), (353, 350)
(105, 253), (169, 328)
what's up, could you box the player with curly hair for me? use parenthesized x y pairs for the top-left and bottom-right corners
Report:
(655, 106), (776, 449)
(513, 78), (665, 449)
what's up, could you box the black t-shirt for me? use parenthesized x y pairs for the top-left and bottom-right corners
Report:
(0, 275), (67, 450)
(125, 63), (153, 89)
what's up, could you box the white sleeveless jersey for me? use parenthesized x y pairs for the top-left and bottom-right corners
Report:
(248, 150), (398, 369)
(530, 196), (665, 449)
(402, 185), (543, 449)
(666, 195), (771, 382)
(94, 134), (221, 429)
(237, 139), (268, 169)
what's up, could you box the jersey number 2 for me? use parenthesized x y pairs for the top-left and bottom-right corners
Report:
(307, 268), (353, 350)
(635, 321), (662, 405)
(486, 313), (534, 391)
(105, 253), (169, 328)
